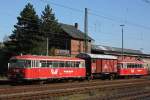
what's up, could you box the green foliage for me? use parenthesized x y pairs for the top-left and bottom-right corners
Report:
(41, 4), (62, 33)
(41, 5), (63, 55)
(1, 3), (63, 74)
(4, 3), (45, 55)
(4, 3), (63, 56)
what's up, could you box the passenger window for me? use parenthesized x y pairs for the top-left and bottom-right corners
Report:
(79, 62), (85, 68)
(40, 61), (47, 67)
(36, 61), (40, 67)
(75, 62), (79, 68)
(131, 64), (134, 68)
(59, 61), (64, 67)
(71, 62), (75, 67)
(137, 64), (139, 68)
(82, 62), (85, 68)
(25, 60), (31, 68)
(141, 64), (143, 68)
(48, 61), (52, 67)
(66, 61), (71, 67)
(128, 64), (132, 68)
(117, 64), (120, 68)
(52, 62), (59, 68)
(135, 64), (137, 68)
(79, 62), (83, 68)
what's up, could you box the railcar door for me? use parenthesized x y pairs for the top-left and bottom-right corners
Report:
(29, 60), (40, 79)
(96, 59), (102, 73)
(91, 59), (96, 73)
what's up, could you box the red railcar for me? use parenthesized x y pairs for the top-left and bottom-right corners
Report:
(7, 54), (148, 82)
(7, 55), (86, 81)
(77, 53), (118, 79)
(118, 56), (148, 76)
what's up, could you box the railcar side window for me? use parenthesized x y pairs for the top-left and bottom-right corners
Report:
(75, 62), (80, 68)
(59, 61), (64, 67)
(127, 64), (132, 68)
(80, 62), (85, 68)
(71, 62), (75, 67)
(66, 61), (71, 67)
(25, 60), (31, 68)
(40, 61), (47, 67)
(117, 64), (122, 68)
(139, 64), (143, 68)
(138, 64), (140, 68)
(79, 62), (82, 68)
(47, 61), (52, 67)
(36, 61), (40, 67)
(122, 64), (126, 68)
(52, 61), (59, 68)
(135, 64), (137, 68)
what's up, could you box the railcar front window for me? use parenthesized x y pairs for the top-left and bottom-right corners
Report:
(9, 59), (31, 68)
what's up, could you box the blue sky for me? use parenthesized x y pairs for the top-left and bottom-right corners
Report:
(0, 0), (150, 53)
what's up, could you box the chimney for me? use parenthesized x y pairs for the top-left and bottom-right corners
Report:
(74, 23), (78, 29)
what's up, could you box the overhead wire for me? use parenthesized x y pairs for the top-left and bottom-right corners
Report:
(40, 0), (150, 30)
(0, 0), (149, 45)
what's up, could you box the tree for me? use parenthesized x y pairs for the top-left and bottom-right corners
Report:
(41, 5), (63, 55)
(5, 3), (45, 55)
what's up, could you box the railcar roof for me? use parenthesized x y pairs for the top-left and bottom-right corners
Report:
(77, 53), (117, 59)
(118, 59), (144, 64)
(11, 55), (84, 61)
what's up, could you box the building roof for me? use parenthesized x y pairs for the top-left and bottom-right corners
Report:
(60, 23), (93, 41)
(92, 45), (143, 55)
(77, 53), (117, 59)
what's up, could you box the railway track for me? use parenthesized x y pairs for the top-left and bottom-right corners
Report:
(0, 78), (149, 100)
(0, 78), (146, 94)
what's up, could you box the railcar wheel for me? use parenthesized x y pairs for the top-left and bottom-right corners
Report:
(39, 81), (45, 85)
(87, 76), (91, 81)
(109, 74), (116, 80)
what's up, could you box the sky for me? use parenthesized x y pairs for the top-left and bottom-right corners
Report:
(0, 0), (150, 53)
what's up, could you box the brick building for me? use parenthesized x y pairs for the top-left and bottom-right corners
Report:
(51, 23), (93, 56)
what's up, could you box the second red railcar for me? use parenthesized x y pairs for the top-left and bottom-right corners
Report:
(118, 56), (147, 76)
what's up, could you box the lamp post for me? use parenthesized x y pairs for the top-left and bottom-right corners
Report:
(120, 24), (125, 60)
(46, 37), (49, 56)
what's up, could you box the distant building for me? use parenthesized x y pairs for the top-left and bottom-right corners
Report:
(91, 45), (143, 56)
